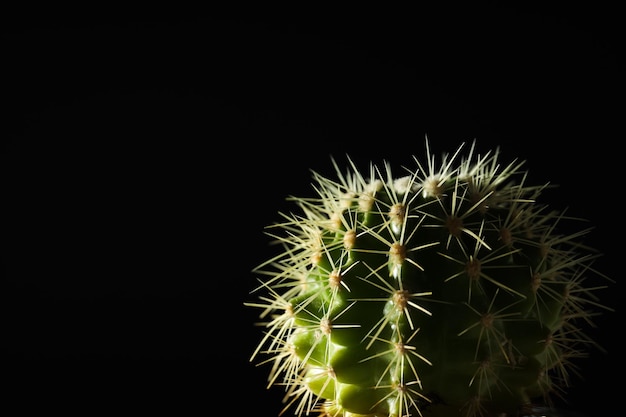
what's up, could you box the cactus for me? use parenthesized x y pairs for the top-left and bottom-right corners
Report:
(246, 139), (613, 417)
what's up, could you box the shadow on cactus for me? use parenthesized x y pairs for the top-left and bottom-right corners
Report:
(246, 139), (614, 417)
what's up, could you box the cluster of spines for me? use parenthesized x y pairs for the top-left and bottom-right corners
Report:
(247, 140), (612, 417)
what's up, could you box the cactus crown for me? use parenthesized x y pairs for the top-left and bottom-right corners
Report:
(247, 139), (613, 417)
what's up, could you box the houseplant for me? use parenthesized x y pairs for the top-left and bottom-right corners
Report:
(246, 139), (613, 417)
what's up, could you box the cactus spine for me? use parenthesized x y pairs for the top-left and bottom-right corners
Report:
(247, 140), (613, 417)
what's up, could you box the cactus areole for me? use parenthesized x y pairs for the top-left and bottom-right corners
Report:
(246, 140), (613, 417)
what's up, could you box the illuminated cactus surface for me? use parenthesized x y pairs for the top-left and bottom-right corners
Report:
(246, 140), (613, 417)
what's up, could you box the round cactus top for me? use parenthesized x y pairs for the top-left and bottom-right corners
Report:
(247, 139), (614, 417)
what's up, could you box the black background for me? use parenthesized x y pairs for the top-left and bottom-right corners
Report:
(3, 6), (624, 416)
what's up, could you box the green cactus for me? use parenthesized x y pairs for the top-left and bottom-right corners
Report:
(246, 140), (613, 417)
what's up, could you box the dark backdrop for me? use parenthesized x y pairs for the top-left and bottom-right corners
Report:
(3, 7), (623, 416)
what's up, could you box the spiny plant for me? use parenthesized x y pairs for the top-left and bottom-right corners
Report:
(246, 139), (613, 417)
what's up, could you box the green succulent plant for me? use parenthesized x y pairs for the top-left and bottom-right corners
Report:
(246, 139), (613, 417)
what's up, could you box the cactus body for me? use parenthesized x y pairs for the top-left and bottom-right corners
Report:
(247, 140), (612, 417)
